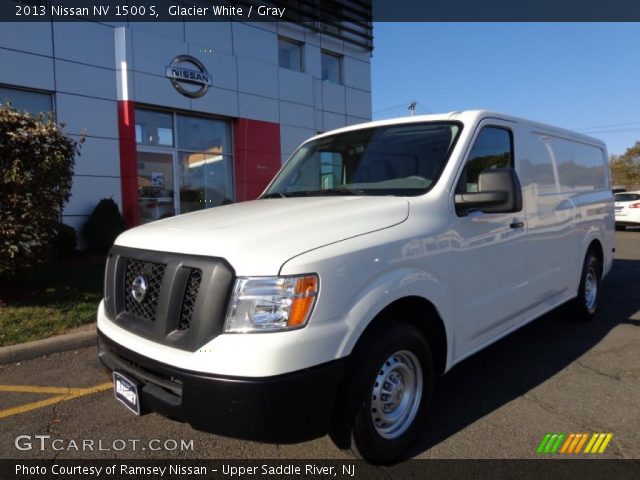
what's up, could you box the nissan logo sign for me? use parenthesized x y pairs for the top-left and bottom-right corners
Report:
(131, 275), (148, 303)
(165, 55), (212, 98)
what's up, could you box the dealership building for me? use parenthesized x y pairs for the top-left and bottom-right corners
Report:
(0, 12), (373, 231)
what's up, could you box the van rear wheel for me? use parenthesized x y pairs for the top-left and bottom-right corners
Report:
(569, 251), (601, 321)
(347, 324), (433, 463)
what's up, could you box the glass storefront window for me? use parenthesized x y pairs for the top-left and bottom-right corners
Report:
(176, 115), (231, 154)
(0, 86), (52, 115)
(179, 152), (234, 213)
(137, 151), (176, 224)
(135, 108), (234, 222)
(135, 109), (174, 147)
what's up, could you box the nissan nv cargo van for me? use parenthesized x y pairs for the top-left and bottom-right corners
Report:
(98, 110), (614, 461)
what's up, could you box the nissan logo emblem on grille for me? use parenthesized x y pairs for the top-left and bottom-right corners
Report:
(131, 275), (148, 303)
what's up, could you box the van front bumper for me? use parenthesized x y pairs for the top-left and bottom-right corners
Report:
(97, 330), (344, 443)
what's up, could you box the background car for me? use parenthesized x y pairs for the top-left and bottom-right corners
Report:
(614, 190), (640, 230)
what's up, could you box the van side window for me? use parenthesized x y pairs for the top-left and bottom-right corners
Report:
(457, 127), (513, 193)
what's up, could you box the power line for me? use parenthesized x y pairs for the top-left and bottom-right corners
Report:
(580, 127), (640, 135)
(576, 121), (640, 132)
(415, 104), (432, 114)
(372, 103), (409, 115)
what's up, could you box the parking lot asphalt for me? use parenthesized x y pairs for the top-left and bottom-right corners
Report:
(0, 231), (638, 460)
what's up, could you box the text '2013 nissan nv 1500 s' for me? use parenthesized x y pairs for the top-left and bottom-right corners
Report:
(98, 110), (614, 461)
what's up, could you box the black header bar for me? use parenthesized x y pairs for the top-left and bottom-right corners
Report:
(1, 459), (640, 480)
(4, 0), (640, 22)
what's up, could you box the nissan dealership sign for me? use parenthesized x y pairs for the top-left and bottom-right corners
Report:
(165, 55), (211, 98)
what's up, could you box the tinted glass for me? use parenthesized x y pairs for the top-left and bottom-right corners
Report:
(137, 151), (175, 223)
(278, 38), (303, 71)
(177, 115), (231, 154)
(615, 193), (640, 202)
(266, 122), (461, 197)
(135, 109), (174, 147)
(0, 87), (52, 115)
(179, 152), (234, 213)
(458, 127), (513, 193)
(321, 52), (342, 84)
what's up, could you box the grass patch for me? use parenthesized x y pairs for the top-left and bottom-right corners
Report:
(0, 254), (105, 346)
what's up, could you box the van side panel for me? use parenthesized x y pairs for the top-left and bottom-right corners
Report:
(517, 125), (613, 318)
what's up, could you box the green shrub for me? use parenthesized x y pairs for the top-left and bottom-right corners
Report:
(0, 106), (81, 282)
(52, 222), (77, 259)
(83, 198), (125, 252)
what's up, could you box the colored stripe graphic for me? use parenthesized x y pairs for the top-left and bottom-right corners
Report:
(550, 433), (565, 453)
(537, 433), (552, 454)
(585, 433), (613, 454)
(574, 433), (589, 453)
(538, 433), (613, 454)
(584, 433), (598, 453)
(597, 434), (613, 453)
(537, 433), (565, 454)
(560, 433), (575, 453)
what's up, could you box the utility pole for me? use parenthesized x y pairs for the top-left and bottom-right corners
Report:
(408, 101), (417, 116)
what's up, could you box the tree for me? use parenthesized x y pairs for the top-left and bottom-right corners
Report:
(610, 142), (640, 189)
(0, 105), (82, 281)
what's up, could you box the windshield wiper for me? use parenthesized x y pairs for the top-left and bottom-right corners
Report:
(296, 188), (365, 196)
(260, 192), (290, 199)
(263, 188), (365, 198)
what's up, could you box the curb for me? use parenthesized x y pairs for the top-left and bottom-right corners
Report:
(0, 323), (97, 365)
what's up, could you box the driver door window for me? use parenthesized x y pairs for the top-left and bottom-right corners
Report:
(457, 127), (513, 193)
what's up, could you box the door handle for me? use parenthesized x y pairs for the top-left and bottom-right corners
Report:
(510, 220), (525, 229)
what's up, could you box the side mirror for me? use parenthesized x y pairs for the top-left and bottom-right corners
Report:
(455, 167), (522, 215)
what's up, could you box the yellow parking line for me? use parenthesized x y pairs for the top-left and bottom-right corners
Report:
(0, 385), (103, 395)
(0, 382), (112, 420)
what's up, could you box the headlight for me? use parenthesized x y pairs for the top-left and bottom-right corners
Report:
(224, 275), (319, 333)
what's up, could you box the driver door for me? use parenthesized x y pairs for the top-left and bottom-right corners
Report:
(452, 124), (528, 356)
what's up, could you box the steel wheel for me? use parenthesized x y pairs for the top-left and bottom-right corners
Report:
(370, 350), (423, 439)
(343, 323), (434, 462)
(584, 267), (598, 312)
(569, 250), (601, 321)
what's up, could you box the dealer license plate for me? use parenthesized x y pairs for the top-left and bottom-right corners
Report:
(113, 371), (140, 415)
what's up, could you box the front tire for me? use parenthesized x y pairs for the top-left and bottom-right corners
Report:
(569, 250), (601, 321)
(347, 324), (433, 463)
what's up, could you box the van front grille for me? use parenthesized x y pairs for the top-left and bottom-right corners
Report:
(104, 246), (235, 351)
(178, 268), (202, 331)
(123, 258), (166, 322)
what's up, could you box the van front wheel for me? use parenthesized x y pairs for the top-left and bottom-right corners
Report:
(348, 324), (433, 462)
(569, 251), (601, 321)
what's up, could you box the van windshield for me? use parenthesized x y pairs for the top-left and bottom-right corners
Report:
(263, 122), (462, 198)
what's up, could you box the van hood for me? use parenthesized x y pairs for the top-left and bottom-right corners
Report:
(115, 196), (409, 275)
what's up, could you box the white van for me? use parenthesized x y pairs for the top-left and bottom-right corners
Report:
(97, 111), (614, 461)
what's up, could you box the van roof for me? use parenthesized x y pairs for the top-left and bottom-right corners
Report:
(310, 110), (606, 148)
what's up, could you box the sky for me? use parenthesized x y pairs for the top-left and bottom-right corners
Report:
(370, 23), (640, 155)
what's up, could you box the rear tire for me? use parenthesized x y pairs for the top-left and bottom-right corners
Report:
(569, 250), (601, 321)
(345, 324), (433, 463)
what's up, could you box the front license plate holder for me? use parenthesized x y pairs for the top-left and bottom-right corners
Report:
(113, 371), (141, 416)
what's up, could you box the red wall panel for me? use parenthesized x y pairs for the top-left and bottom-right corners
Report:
(233, 118), (281, 202)
(117, 100), (139, 227)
